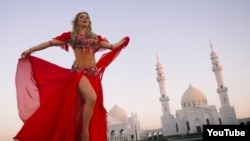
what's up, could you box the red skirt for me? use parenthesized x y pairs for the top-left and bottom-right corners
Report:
(14, 37), (130, 141)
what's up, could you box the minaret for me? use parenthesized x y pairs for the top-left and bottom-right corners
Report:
(209, 41), (238, 124)
(156, 53), (176, 136)
(156, 54), (171, 114)
(210, 42), (230, 107)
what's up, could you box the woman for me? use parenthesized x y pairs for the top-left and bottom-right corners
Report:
(14, 11), (130, 141)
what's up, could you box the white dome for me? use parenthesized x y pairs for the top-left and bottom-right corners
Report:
(181, 84), (207, 108)
(108, 104), (127, 119)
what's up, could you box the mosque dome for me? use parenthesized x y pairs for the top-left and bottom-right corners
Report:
(108, 104), (127, 119)
(181, 84), (207, 109)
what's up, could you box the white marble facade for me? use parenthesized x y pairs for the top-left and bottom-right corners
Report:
(107, 104), (141, 141)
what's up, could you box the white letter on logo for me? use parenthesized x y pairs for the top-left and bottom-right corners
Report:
(207, 129), (214, 136)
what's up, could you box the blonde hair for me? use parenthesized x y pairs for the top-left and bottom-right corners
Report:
(70, 11), (97, 44)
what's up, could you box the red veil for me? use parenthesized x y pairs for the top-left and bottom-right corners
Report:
(14, 37), (130, 141)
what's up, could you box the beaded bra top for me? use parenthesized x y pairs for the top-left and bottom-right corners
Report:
(72, 34), (101, 53)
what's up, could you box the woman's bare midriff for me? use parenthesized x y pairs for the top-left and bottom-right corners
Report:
(73, 48), (96, 67)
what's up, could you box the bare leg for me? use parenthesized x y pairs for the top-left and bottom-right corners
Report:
(79, 76), (97, 141)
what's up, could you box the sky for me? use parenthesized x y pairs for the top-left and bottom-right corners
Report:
(0, 0), (250, 140)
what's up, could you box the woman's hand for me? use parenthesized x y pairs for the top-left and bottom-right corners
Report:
(120, 36), (129, 46)
(21, 48), (33, 58)
(119, 37), (126, 45)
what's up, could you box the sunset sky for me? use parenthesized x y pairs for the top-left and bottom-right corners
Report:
(0, 0), (250, 141)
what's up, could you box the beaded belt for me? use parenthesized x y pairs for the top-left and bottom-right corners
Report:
(71, 64), (98, 75)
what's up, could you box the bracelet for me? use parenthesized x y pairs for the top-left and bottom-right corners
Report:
(29, 48), (34, 54)
(48, 40), (53, 46)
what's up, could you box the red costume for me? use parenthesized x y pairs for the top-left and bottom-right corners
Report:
(14, 32), (130, 141)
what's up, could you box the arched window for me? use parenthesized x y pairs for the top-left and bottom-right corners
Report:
(219, 118), (222, 125)
(206, 119), (210, 125)
(176, 123), (179, 132)
(247, 121), (250, 125)
(186, 121), (190, 131)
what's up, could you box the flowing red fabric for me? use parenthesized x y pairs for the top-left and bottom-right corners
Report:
(14, 37), (130, 141)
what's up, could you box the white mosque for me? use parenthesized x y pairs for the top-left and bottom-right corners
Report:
(106, 43), (249, 141)
(156, 43), (239, 137)
(107, 104), (141, 141)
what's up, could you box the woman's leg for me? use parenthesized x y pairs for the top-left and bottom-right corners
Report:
(78, 76), (97, 141)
